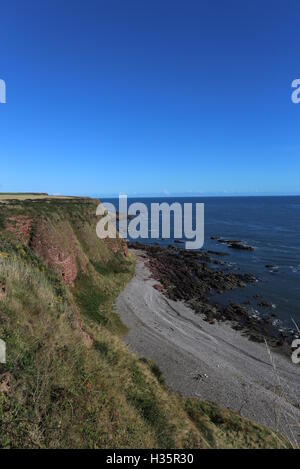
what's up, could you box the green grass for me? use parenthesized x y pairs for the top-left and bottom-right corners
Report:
(139, 358), (166, 386)
(74, 259), (133, 334)
(126, 362), (176, 448)
(92, 255), (131, 275)
(74, 274), (109, 325)
(184, 399), (287, 449)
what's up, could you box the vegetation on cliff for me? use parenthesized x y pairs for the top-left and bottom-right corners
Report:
(0, 197), (288, 448)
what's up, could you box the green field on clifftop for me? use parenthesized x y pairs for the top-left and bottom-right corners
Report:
(0, 193), (78, 202)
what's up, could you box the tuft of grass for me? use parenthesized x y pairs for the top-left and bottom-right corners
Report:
(184, 399), (288, 449)
(139, 358), (165, 386)
(74, 271), (128, 334)
(92, 254), (130, 276)
(126, 363), (176, 448)
(74, 274), (109, 325)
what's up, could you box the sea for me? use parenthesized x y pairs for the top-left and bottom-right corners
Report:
(101, 196), (300, 330)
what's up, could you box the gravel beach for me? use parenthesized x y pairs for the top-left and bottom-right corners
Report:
(116, 250), (300, 444)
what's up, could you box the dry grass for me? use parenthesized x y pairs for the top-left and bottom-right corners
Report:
(185, 398), (288, 449)
(0, 193), (78, 203)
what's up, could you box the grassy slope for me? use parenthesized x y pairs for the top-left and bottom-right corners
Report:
(0, 198), (288, 448)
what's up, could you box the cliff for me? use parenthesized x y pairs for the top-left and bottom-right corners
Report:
(0, 197), (288, 448)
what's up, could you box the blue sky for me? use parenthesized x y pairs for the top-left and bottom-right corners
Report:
(0, 0), (299, 196)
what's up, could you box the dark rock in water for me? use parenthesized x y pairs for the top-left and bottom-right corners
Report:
(218, 238), (241, 244)
(213, 237), (255, 252)
(212, 259), (226, 266)
(258, 300), (273, 308)
(228, 242), (254, 252)
(208, 250), (229, 257)
(265, 264), (279, 272)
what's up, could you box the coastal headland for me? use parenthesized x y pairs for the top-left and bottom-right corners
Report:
(0, 196), (294, 448)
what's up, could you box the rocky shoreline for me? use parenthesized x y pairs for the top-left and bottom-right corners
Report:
(116, 248), (300, 442)
(128, 241), (296, 354)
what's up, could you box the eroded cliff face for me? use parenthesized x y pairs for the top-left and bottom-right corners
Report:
(2, 198), (127, 286)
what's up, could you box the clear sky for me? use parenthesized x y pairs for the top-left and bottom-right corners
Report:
(0, 0), (299, 196)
